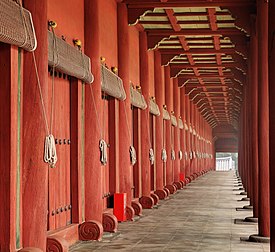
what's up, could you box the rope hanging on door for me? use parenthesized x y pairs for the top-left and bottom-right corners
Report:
(18, 0), (58, 168)
(149, 148), (154, 165)
(121, 82), (136, 166)
(184, 121), (188, 160)
(99, 139), (108, 165)
(162, 105), (167, 163)
(44, 134), (57, 167)
(130, 145), (137, 165)
(170, 111), (176, 163)
(43, 21), (59, 168)
(161, 149), (167, 162)
(179, 150), (183, 160)
(145, 97), (155, 165)
(178, 116), (183, 160)
(88, 77), (107, 166)
(171, 149), (176, 161)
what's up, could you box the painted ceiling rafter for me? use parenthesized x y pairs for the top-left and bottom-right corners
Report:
(124, 0), (253, 128)
(125, 0), (254, 18)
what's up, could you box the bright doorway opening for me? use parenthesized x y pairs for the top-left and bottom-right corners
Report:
(215, 153), (238, 171)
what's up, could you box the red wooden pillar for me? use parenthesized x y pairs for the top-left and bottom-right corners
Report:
(173, 78), (180, 185)
(249, 0), (270, 242)
(202, 120), (206, 172)
(248, 79), (254, 203)
(244, 85), (250, 195)
(269, 0), (275, 249)
(139, 31), (154, 208)
(242, 88), (248, 192)
(250, 16), (259, 220)
(194, 109), (199, 176)
(198, 114), (202, 174)
(190, 102), (195, 179)
(246, 82), (252, 200)
(242, 36), (255, 209)
(81, 0), (104, 240)
(0, 44), (18, 251)
(164, 66), (176, 193)
(117, 2), (135, 219)
(238, 108), (244, 181)
(185, 96), (191, 181)
(20, 0), (48, 250)
(180, 87), (186, 181)
(154, 51), (167, 199)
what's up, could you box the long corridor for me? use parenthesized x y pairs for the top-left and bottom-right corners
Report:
(70, 171), (270, 252)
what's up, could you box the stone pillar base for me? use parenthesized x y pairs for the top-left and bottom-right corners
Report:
(173, 181), (183, 190)
(47, 236), (69, 252)
(126, 206), (135, 221)
(139, 196), (154, 209)
(79, 220), (103, 241)
(185, 177), (191, 184)
(240, 197), (250, 201)
(132, 200), (143, 216)
(244, 217), (258, 223)
(179, 180), (185, 188)
(190, 174), (196, 180)
(165, 184), (177, 194)
(103, 212), (118, 232)
(163, 187), (171, 197)
(249, 234), (270, 243)
(240, 192), (247, 195)
(154, 189), (167, 200)
(243, 205), (253, 210)
(150, 193), (160, 205)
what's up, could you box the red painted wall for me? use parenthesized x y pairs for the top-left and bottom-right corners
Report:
(99, 0), (118, 67)
(48, 0), (84, 45)
(129, 26), (140, 85)
(148, 51), (155, 97)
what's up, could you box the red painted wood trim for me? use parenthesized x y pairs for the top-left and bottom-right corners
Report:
(257, 0), (270, 238)
(269, 0), (275, 248)
(140, 31), (152, 196)
(22, 0), (48, 249)
(0, 44), (17, 251)
(164, 66), (173, 185)
(84, 0), (103, 222)
(70, 79), (83, 224)
(118, 3), (133, 206)
(173, 78), (180, 182)
(154, 51), (165, 190)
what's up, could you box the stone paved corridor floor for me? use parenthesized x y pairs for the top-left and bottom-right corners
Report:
(70, 171), (270, 251)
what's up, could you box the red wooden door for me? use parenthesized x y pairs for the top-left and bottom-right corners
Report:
(48, 75), (71, 230)
(149, 114), (155, 191)
(171, 126), (175, 181)
(163, 120), (167, 186)
(102, 96), (110, 209)
(132, 107), (137, 198)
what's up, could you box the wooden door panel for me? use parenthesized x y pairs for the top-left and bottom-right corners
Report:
(102, 97), (109, 210)
(48, 75), (71, 230)
(149, 114), (154, 191)
(163, 120), (166, 186)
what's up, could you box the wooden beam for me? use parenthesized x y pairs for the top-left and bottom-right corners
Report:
(139, 20), (236, 25)
(178, 74), (234, 79)
(125, 0), (254, 8)
(165, 9), (181, 31)
(160, 48), (237, 56)
(170, 62), (243, 68)
(147, 29), (243, 36)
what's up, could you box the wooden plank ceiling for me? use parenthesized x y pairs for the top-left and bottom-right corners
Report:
(124, 0), (255, 129)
